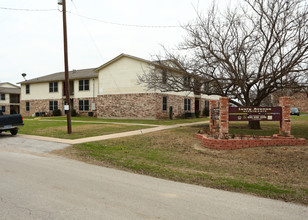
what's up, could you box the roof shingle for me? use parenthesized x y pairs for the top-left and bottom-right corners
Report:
(19, 68), (97, 84)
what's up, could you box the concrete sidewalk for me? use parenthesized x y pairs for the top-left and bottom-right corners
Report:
(24, 118), (162, 127)
(19, 121), (208, 145)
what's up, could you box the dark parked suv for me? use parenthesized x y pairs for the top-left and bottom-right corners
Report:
(290, 107), (300, 116)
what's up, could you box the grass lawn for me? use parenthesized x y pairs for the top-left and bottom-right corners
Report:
(19, 120), (151, 139)
(28, 116), (208, 125)
(53, 116), (308, 205)
(227, 115), (308, 139)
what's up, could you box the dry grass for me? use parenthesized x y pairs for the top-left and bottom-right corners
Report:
(54, 124), (308, 205)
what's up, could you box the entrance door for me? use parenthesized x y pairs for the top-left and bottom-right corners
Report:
(195, 99), (200, 112)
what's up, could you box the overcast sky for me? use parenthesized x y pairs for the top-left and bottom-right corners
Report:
(0, 0), (232, 85)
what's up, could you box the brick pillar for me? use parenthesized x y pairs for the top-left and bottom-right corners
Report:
(209, 100), (219, 135)
(219, 97), (229, 137)
(279, 97), (291, 136)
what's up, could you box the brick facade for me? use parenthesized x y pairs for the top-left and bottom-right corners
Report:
(197, 96), (303, 150)
(20, 94), (209, 119)
(195, 133), (306, 150)
(20, 97), (98, 117)
(290, 92), (308, 112)
(73, 97), (97, 117)
(20, 99), (64, 117)
(273, 92), (308, 112)
(219, 97), (229, 137)
(279, 97), (291, 135)
(209, 100), (218, 134)
(97, 93), (197, 119)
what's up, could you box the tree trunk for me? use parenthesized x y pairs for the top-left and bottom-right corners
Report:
(249, 121), (261, 129)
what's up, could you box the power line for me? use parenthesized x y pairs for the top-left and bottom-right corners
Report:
(0, 6), (57, 12)
(69, 0), (122, 94)
(67, 11), (182, 28)
(0, 5), (182, 28)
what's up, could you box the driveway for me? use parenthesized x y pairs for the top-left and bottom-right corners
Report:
(0, 135), (307, 220)
(0, 133), (70, 153)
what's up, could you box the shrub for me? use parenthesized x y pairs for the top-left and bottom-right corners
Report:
(195, 110), (201, 118)
(53, 109), (62, 116)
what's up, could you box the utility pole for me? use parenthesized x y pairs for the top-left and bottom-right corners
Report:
(59, 0), (72, 134)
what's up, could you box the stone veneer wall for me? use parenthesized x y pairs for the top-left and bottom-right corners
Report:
(20, 94), (202, 119)
(96, 93), (195, 119)
(73, 97), (97, 117)
(156, 94), (196, 119)
(20, 99), (64, 117)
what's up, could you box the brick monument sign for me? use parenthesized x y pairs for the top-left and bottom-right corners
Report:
(196, 97), (306, 150)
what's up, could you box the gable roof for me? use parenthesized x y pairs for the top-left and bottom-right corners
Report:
(19, 68), (97, 84)
(0, 82), (20, 89)
(0, 87), (20, 94)
(94, 53), (185, 73)
(17, 53), (185, 85)
(94, 54), (153, 72)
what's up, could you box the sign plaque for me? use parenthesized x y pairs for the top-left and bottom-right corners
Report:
(229, 107), (282, 121)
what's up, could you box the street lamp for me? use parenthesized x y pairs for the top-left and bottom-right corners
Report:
(58, 0), (72, 134)
(21, 73), (27, 81)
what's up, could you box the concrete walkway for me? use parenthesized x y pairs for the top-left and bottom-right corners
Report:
(24, 118), (162, 127)
(19, 121), (207, 145)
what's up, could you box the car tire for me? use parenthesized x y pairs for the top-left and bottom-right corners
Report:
(10, 129), (18, 135)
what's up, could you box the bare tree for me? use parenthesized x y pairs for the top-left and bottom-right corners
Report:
(139, 0), (308, 129)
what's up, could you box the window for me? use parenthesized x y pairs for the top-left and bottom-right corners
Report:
(49, 101), (58, 111)
(184, 98), (191, 111)
(79, 80), (89, 91)
(1, 106), (5, 112)
(204, 100), (210, 116)
(49, 82), (58, 93)
(162, 96), (167, 111)
(203, 82), (210, 93)
(26, 102), (30, 111)
(184, 76), (191, 88)
(79, 100), (89, 111)
(26, 84), (30, 94)
(0, 94), (5, 100)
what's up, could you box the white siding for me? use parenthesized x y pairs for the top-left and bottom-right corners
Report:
(21, 82), (63, 100)
(0, 94), (10, 104)
(74, 78), (98, 98)
(97, 56), (219, 100)
(98, 56), (151, 95)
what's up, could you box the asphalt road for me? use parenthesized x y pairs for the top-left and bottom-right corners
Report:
(0, 135), (307, 220)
